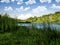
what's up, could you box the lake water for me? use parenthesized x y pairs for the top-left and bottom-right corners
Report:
(18, 23), (60, 30)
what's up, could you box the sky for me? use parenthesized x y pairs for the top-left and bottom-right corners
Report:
(0, 0), (60, 20)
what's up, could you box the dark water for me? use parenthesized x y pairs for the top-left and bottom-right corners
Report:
(18, 23), (60, 30)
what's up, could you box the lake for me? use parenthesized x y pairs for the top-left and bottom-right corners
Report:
(18, 23), (60, 30)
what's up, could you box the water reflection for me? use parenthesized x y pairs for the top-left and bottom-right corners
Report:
(18, 23), (60, 30)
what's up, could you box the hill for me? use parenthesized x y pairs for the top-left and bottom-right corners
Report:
(25, 12), (60, 23)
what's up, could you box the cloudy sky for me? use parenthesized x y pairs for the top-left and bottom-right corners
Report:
(0, 0), (60, 20)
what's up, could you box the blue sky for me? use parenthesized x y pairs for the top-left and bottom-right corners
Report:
(0, 0), (60, 20)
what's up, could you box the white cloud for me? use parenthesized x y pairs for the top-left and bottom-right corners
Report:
(11, 0), (15, 2)
(16, 6), (23, 11)
(30, 6), (51, 17)
(32, 6), (47, 14)
(0, 0), (10, 3)
(24, 7), (30, 11)
(55, 0), (60, 3)
(16, 0), (23, 4)
(4, 6), (13, 11)
(40, 0), (51, 3)
(17, 1), (23, 4)
(25, 0), (36, 5)
(51, 4), (60, 9)
(17, 13), (34, 20)
(16, 6), (24, 12)
(16, 6), (30, 12)
(16, 6), (48, 20)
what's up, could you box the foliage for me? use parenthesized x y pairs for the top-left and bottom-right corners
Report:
(0, 13), (18, 32)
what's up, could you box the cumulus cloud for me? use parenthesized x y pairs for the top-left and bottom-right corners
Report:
(40, 0), (51, 3)
(16, 6), (24, 12)
(51, 4), (60, 9)
(55, 0), (60, 3)
(17, 13), (34, 20)
(24, 7), (30, 11)
(32, 6), (47, 14)
(16, 6), (30, 12)
(16, 6), (48, 20)
(16, 0), (23, 4)
(17, 6), (49, 20)
(31, 6), (49, 17)
(25, 0), (36, 5)
(11, 0), (15, 2)
(4, 6), (13, 11)
(0, 0), (10, 3)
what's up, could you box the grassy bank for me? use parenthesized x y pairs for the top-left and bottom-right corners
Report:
(0, 26), (60, 45)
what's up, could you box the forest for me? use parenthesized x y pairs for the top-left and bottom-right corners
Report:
(0, 12), (60, 45)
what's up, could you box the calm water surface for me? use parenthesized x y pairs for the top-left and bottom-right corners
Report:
(18, 23), (60, 30)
